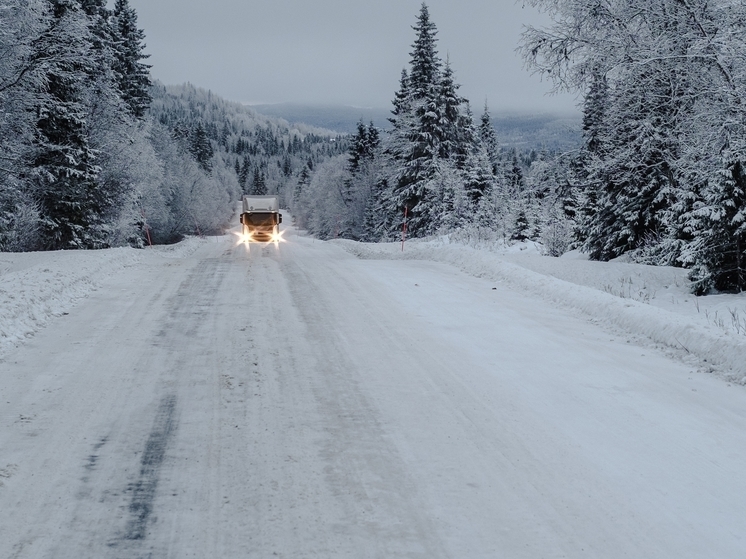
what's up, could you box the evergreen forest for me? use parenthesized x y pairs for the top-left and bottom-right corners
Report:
(0, 0), (346, 250)
(292, 4), (581, 261)
(293, 2), (746, 295)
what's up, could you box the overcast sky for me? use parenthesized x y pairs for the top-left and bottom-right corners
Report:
(119, 0), (578, 115)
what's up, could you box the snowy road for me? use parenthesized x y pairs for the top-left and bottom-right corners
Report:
(2, 225), (746, 558)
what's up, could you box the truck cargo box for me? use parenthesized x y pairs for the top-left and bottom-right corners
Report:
(242, 195), (280, 213)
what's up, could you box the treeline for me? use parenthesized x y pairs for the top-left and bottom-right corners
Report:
(149, 83), (349, 220)
(292, 4), (574, 257)
(1, 0), (156, 250)
(0, 0), (346, 250)
(522, 0), (746, 294)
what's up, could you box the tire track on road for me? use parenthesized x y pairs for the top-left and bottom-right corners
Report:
(123, 393), (178, 542)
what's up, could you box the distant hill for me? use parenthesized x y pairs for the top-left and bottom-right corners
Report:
(248, 103), (392, 135)
(249, 103), (581, 151)
(492, 113), (581, 151)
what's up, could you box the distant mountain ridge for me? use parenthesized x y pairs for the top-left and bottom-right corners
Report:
(249, 103), (581, 150)
(248, 103), (391, 135)
(492, 113), (581, 151)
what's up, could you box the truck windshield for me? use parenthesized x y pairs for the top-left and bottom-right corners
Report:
(245, 213), (276, 226)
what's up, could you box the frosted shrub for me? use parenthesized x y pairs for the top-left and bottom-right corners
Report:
(541, 218), (571, 257)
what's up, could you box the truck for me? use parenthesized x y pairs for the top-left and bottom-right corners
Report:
(239, 195), (283, 242)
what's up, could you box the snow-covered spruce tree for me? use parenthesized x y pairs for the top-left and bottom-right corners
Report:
(238, 155), (251, 193)
(510, 209), (530, 242)
(521, 0), (714, 264)
(479, 102), (500, 175)
(384, 2), (444, 237)
(251, 168), (267, 195)
(462, 145), (495, 207)
(572, 68), (608, 254)
(506, 151), (524, 196)
(189, 122), (214, 173)
(382, 3), (476, 238)
(682, 150), (746, 294)
(343, 120), (381, 239)
(31, 0), (108, 250)
(438, 59), (472, 166)
(348, 119), (378, 176)
(111, 0), (151, 119)
(407, 3), (440, 99)
(77, 0), (115, 73)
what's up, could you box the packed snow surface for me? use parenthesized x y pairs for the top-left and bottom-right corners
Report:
(0, 236), (205, 359)
(338, 237), (746, 383)
(1, 224), (746, 558)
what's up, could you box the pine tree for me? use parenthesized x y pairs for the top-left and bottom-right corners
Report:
(282, 155), (292, 176)
(574, 69), (609, 253)
(112, 0), (151, 119)
(438, 59), (470, 164)
(78, 0), (114, 63)
(33, 0), (106, 249)
(408, 3), (440, 99)
(238, 156), (251, 193)
(254, 171), (267, 195)
(582, 70), (608, 157)
(582, 62), (683, 261)
(463, 148), (494, 206)
(390, 69), (411, 123)
(479, 102), (500, 175)
(349, 119), (369, 175)
(348, 120), (380, 175)
(508, 152), (524, 194)
(189, 122), (214, 172)
(683, 151), (746, 294)
(511, 209), (530, 242)
(294, 164), (311, 207)
(366, 122), (380, 154)
(251, 167), (261, 195)
(384, 3), (446, 237)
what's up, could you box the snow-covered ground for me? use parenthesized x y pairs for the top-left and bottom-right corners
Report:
(337, 237), (746, 384)
(0, 236), (207, 360)
(2, 224), (746, 557)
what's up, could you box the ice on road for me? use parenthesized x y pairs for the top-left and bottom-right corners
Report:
(1, 225), (746, 558)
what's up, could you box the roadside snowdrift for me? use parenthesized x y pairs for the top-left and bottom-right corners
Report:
(336, 239), (746, 384)
(0, 237), (208, 360)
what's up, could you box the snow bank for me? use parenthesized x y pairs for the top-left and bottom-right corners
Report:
(336, 239), (746, 383)
(0, 248), (141, 359)
(0, 237), (215, 358)
(150, 235), (215, 259)
(0, 236), (213, 360)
